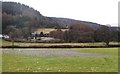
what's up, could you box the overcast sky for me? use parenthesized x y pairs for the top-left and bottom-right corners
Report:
(2, 0), (120, 26)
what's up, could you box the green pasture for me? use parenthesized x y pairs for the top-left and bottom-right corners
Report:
(36, 28), (68, 34)
(2, 48), (118, 72)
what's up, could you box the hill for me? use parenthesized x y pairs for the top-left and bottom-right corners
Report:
(47, 17), (102, 30)
(1, 1), (119, 42)
(1, 1), (104, 32)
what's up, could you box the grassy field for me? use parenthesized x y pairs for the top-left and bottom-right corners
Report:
(2, 48), (118, 72)
(36, 28), (68, 34)
(0, 50), (2, 73)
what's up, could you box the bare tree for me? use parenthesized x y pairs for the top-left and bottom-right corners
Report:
(64, 22), (95, 42)
(94, 25), (111, 46)
(5, 26), (21, 47)
(50, 29), (64, 41)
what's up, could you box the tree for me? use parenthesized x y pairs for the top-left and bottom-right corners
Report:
(40, 32), (44, 37)
(64, 22), (95, 42)
(94, 25), (111, 46)
(50, 29), (64, 40)
(4, 26), (21, 46)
